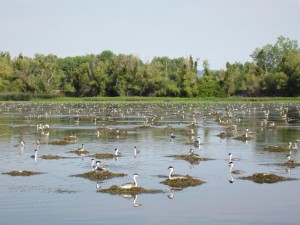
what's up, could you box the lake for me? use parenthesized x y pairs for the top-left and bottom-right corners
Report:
(0, 102), (300, 225)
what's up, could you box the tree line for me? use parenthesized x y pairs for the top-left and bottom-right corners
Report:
(0, 36), (299, 98)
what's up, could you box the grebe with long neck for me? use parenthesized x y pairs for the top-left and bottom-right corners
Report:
(94, 160), (108, 171)
(189, 149), (200, 157)
(168, 166), (187, 179)
(119, 173), (139, 189)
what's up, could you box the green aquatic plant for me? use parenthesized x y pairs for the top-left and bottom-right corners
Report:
(73, 171), (126, 181)
(2, 170), (45, 176)
(161, 176), (205, 188)
(98, 185), (163, 195)
(169, 154), (214, 164)
(240, 173), (295, 184)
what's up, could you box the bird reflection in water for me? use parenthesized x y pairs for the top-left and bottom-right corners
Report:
(120, 194), (142, 207)
(167, 186), (183, 199)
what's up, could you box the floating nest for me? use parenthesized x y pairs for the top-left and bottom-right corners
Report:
(240, 173), (295, 184)
(276, 161), (300, 168)
(263, 146), (289, 152)
(88, 153), (116, 159)
(98, 185), (163, 195)
(49, 140), (75, 145)
(69, 150), (90, 155)
(2, 170), (45, 176)
(233, 136), (253, 141)
(216, 133), (233, 138)
(40, 155), (66, 160)
(73, 171), (126, 181)
(169, 155), (214, 164)
(161, 176), (205, 188)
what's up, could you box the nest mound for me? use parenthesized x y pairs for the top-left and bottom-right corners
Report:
(69, 150), (90, 155)
(240, 173), (295, 184)
(73, 171), (126, 181)
(3, 170), (45, 176)
(49, 140), (75, 145)
(161, 176), (205, 188)
(233, 136), (253, 141)
(263, 146), (289, 152)
(88, 153), (116, 159)
(278, 161), (300, 168)
(170, 155), (214, 164)
(40, 155), (65, 160)
(98, 185), (163, 195)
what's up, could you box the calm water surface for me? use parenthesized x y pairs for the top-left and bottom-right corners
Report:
(0, 102), (300, 225)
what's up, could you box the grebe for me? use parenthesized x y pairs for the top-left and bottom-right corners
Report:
(119, 173), (139, 189)
(170, 133), (175, 141)
(289, 141), (298, 150)
(168, 166), (187, 180)
(115, 148), (121, 156)
(94, 161), (108, 171)
(77, 144), (85, 151)
(285, 154), (294, 162)
(228, 153), (240, 162)
(228, 162), (245, 174)
(91, 158), (95, 169)
(134, 146), (140, 156)
(34, 149), (38, 164)
(194, 136), (201, 146)
(189, 149), (200, 157)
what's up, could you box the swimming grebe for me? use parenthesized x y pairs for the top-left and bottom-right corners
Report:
(119, 173), (139, 189)
(94, 161), (109, 171)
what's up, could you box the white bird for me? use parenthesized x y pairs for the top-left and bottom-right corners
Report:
(115, 148), (121, 156)
(119, 173), (139, 189)
(168, 166), (188, 180)
(91, 158), (95, 169)
(93, 160), (108, 171)
(34, 149), (38, 164)
(228, 162), (245, 174)
(77, 144), (85, 151)
(189, 149), (200, 157)
(134, 146), (140, 157)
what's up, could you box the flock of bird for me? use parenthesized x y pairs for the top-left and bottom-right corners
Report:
(3, 101), (300, 194)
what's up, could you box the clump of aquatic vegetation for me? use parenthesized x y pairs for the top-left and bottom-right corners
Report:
(240, 173), (295, 184)
(2, 170), (45, 176)
(263, 146), (289, 152)
(233, 136), (253, 141)
(88, 153), (116, 159)
(98, 185), (163, 195)
(49, 140), (75, 145)
(278, 161), (300, 168)
(161, 176), (205, 188)
(69, 149), (90, 155)
(40, 155), (66, 160)
(169, 154), (214, 164)
(73, 171), (126, 181)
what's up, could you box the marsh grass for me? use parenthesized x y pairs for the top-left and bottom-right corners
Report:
(98, 185), (163, 195)
(74, 171), (126, 181)
(240, 173), (295, 184)
(3, 170), (45, 176)
(161, 176), (205, 188)
(169, 155), (214, 164)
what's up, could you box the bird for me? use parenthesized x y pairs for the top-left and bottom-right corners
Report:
(63, 132), (77, 141)
(91, 158), (95, 169)
(168, 166), (188, 180)
(134, 146), (140, 157)
(189, 149), (200, 157)
(228, 162), (245, 174)
(228, 153), (240, 162)
(194, 136), (201, 146)
(77, 144), (85, 151)
(170, 133), (175, 141)
(119, 173), (139, 189)
(289, 141), (298, 150)
(35, 139), (40, 146)
(34, 149), (38, 164)
(93, 161), (108, 171)
(115, 148), (121, 156)
(285, 154), (294, 163)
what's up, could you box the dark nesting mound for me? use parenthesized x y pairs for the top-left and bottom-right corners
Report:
(74, 171), (126, 181)
(278, 161), (300, 168)
(169, 155), (214, 164)
(263, 146), (289, 152)
(69, 150), (90, 155)
(161, 176), (205, 188)
(233, 136), (253, 141)
(40, 155), (66, 160)
(217, 133), (233, 138)
(98, 185), (163, 195)
(2, 170), (45, 176)
(49, 140), (74, 145)
(88, 153), (116, 159)
(240, 173), (295, 184)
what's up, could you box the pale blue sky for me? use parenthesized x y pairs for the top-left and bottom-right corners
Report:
(1, 0), (299, 69)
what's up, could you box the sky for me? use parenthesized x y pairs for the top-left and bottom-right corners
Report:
(1, 0), (300, 70)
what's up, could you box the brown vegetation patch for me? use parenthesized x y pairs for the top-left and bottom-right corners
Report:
(278, 161), (300, 168)
(40, 155), (65, 160)
(3, 170), (45, 176)
(170, 155), (214, 164)
(161, 176), (205, 188)
(240, 173), (295, 184)
(88, 153), (116, 159)
(98, 185), (163, 195)
(74, 171), (126, 181)
(49, 140), (75, 145)
(263, 146), (289, 152)
(217, 133), (233, 138)
(233, 136), (253, 141)
(69, 150), (90, 155)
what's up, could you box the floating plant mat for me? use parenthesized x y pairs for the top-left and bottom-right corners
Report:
(233, 136), (253, 141)
(2, 170), (45, 176)
(169, 155), (214, 164)
(73, 171), (126, 181)
(88, 153), (116, 159)
(263, 146), (289, 152)
(261, 161), (300, 168)
(240, 173), (296, 184)
(69, 150), (90, 155)
(161, 176), (205, 188)
(40, 155), (70, 160)
(49, 140), (75, 145)
(98, 185), (163, 195)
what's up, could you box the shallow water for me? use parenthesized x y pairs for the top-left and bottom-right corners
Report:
(0, 102), (300, 225)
